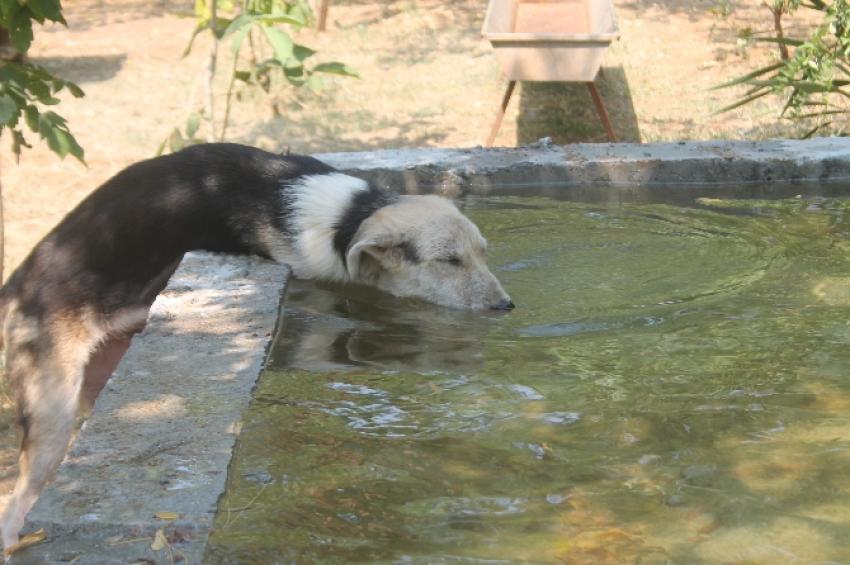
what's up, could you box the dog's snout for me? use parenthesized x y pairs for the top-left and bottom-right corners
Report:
(490, 298), (515, 311)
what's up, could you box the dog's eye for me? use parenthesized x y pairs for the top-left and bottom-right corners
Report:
(440, 256), (462, 266)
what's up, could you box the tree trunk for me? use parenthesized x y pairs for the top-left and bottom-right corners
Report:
(204, 0), (219, 142)
(1, 156), (5, 285)
(772, 6), (790, 61)
(0, 27), (24, 63)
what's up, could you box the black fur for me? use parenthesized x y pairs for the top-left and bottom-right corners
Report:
(399, 241), (420, 263)
(332, 187), (399, 268)
(1, 143), (335, 322)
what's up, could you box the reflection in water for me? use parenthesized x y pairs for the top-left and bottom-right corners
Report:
(272, 280), (499, 374)
(207, 195), (850, 563)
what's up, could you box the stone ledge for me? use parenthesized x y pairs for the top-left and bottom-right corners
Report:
(16, 253), (289, 564)
(317, 138), (850, 196)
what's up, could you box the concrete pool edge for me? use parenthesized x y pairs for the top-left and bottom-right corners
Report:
(14, 137), (850, 561)
(317, 138), (850, 195)
(19, 253), (289, 563)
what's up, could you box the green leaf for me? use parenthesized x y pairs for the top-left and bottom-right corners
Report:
(255, 14), (305, 26)
(0, 94), (18, 124)
(223, 13), (255, 36)
(0, 0), (18, 24)
(212, 16), (232, 38)
(168, 128), (185, 153)
(293, 44), (316, 62)
(262, 26), (294, 64)
(712, 62), (784, 90)
(802, 122), (829, 138)
(230, 23), (252, 56)
(35, 111), (85, 163)
(279, 3), (310, 27)
(50, 127), (84, 161)
(24, 105), (38, 131)
(305, 73), (324, 93)
(27, 78), (49, 99)
(312, 62), (360, 78)
(182, 21), (207, 57)
(185, 112), (201, 138)
(24, 0), (46, 23)
(283, 64), (305, 82)
(752, 36), (805, 46)
(26, 0), (66, 24)
(10, 129), (32, 161)
(792, 109), (848, 118)
(42, 110), (67, 126)
(156, 138), (168, 156)
(10, 10), (34, 52)
(0, 64), (26, 86)
(66, 82), (84, 98)
(714, 89), (772, 114)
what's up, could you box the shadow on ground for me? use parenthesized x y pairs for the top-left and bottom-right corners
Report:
(515, 66), (641, 144)
(32, 54), (127, 84)
(241, 106), (450, 153)
(618, 0), (720, 20)
(244, 65), (639, 153)
(49, 0), (189, 32)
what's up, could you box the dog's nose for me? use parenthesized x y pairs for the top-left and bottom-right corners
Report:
(490, 299), (515, 311)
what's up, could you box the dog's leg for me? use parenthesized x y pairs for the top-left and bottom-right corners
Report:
(0, 313), (95, 550)
(80, 335), (133, 413)
(80, 307), (149, 412)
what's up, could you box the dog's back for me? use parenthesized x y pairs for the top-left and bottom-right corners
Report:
(5, 144), (333, 315)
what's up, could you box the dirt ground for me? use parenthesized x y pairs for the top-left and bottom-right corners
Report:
(0, 0), (826, 527)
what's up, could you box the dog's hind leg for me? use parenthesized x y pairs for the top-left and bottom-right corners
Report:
(80, 306), (149, 412)
(0, 310), (98, 550)
(80, 336), (134, 413)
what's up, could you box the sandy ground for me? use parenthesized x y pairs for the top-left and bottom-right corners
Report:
(0, 0), (821, 274)
(0, 0), (826, 529)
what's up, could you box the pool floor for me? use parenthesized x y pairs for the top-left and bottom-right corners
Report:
(206, 194), (850, 563)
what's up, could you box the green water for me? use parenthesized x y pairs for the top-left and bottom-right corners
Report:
(206, 194), (850, 563)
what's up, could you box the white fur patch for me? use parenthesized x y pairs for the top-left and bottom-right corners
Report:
(286, 173), (368, 281)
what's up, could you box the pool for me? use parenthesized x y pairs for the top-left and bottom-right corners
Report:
(207, 193), (850, 562)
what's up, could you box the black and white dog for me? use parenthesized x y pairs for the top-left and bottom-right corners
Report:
(0, 143), (512, 550)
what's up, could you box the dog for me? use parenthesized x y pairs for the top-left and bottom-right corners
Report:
(0, 142), (512, 550)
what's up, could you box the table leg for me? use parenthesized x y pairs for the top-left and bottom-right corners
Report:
(586, 81), (616, 142)
(485, 80), (517, 147)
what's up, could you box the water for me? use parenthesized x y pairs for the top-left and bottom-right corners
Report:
(206, 194), (850, 563)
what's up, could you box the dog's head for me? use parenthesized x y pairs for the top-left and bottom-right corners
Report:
(346, 195), (513, 311)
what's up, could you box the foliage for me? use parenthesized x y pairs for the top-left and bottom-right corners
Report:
(0, 0), (85, 162)
(217, 0), (358, 94)
(162, 0), (357, 150)
(764, 0), (804, 60)
(710, 0), (734, 17)
(157, 111), (205, 155)
(0, 0), (65, 53)
(0, 62), (84, 160)
(716, 0), (850, 137)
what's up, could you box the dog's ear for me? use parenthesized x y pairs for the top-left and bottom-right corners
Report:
(346, 235), (405, 281)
